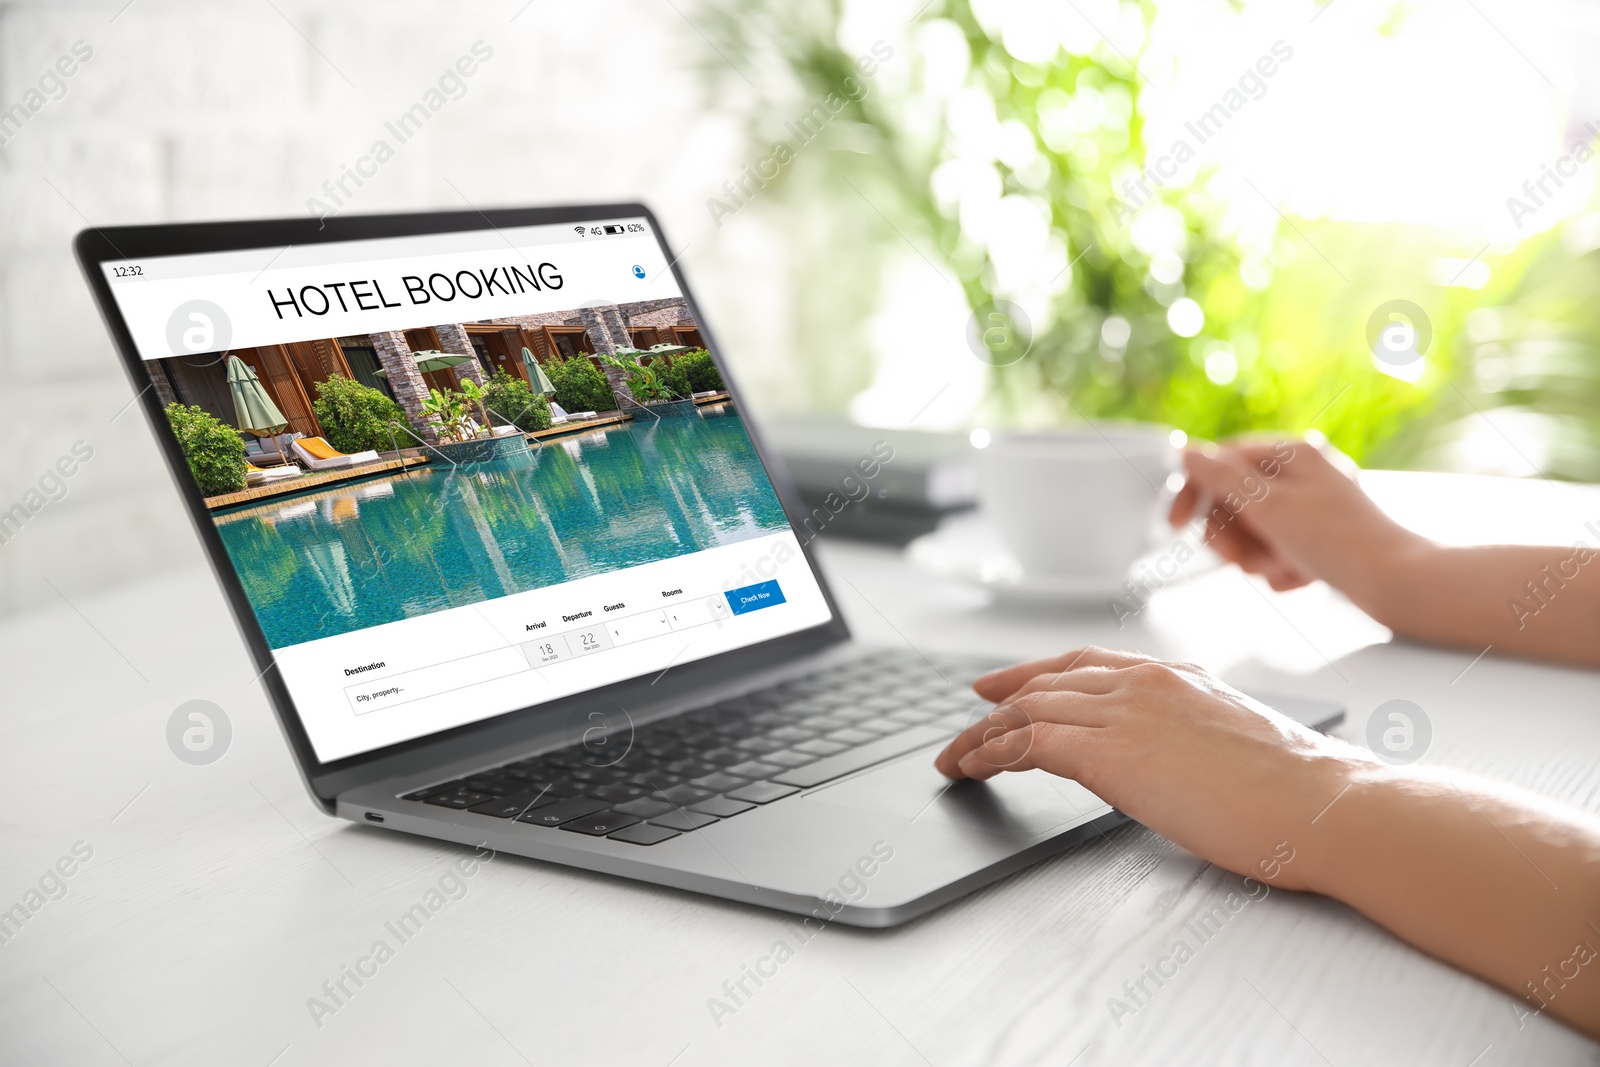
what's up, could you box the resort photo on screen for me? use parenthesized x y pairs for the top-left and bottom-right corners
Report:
(150, 297), (790, 650)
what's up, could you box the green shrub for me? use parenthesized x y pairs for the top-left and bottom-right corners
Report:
(546, 353), (618, 414)
(312, 375), (411, 453)
(601, 353), (676, 403)
(657, 361), (690, 400)
(165, 403), (246, 495)
(480, 369), (552, 432)
(657, 348), (724, 399)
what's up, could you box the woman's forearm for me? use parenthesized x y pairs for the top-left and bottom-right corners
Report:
(1302, 766), (1600, 1034)
(1339, 540), (1600, 666)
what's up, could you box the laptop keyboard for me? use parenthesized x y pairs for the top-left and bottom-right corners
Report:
(398, 650), (996, 845)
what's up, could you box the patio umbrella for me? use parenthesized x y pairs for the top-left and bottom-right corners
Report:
(373, 350), (476, 377)
(613, 343), (694, 362)
(227, 355), (290, 464)
(521, 346), (556, 395)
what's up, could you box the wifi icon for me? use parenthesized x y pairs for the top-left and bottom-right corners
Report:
(574, 226), (586, 236)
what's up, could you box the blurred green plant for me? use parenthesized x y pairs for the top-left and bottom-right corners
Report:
(692, 0), (1600, 475)
(1422, 227), (1600, 481)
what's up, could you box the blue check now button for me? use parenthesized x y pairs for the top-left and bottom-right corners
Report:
(724, 580), (786, 616)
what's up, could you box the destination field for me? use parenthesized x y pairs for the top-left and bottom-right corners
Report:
(346, 646), (529, 715)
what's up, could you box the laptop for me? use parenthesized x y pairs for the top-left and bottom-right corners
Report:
(76, 204), (1343, 927)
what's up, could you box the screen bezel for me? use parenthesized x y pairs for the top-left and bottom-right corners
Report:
(75, 203), (852, 808)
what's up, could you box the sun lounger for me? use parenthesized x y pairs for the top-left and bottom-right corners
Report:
(548, 401), (589, 426)
(244, 431), (301, 467)
(291, 436), (380, 470)
(545, 403), (596, 427)
(464, 418), (524, 438)
(246, 463), (304, 486)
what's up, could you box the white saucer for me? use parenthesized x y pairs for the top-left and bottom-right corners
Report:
(906, 513), (1216, 605)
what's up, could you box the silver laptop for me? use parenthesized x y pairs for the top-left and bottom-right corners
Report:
(77, 205), (1342, 927)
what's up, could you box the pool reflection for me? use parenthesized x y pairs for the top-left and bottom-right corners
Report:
(214, 414), (790, 648)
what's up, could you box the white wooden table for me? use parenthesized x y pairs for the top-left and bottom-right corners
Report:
(4, 471), (1598, 1066)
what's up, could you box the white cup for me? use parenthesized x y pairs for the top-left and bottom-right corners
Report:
(977, 426), (1180, 578)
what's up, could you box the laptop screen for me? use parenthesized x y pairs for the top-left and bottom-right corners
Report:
(100, 217), (837, 762)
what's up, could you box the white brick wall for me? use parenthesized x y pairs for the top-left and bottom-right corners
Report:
(0, 0), (811, 617)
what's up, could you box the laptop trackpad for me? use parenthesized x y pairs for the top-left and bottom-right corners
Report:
(802, 745), (1111, 839)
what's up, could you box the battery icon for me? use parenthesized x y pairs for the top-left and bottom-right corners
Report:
(602, 225), (625, 235)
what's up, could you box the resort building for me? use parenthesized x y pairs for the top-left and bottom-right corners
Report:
(148, 298), (701, 444)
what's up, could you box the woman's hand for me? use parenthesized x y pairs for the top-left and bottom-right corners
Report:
(936, 647), (1600, 1037)
(1172, 438), (1600, 665)
(1169, 438), (1426, 597)
(933, 646), (1382, 891)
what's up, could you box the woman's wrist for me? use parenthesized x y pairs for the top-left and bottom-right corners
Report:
(1292, 762), (1407, 899)
(1286, 753), (1600, 1036)
(1325, 520), (1439, 627)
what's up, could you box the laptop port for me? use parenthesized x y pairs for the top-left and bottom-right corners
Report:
(364, 812), (385, 823)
